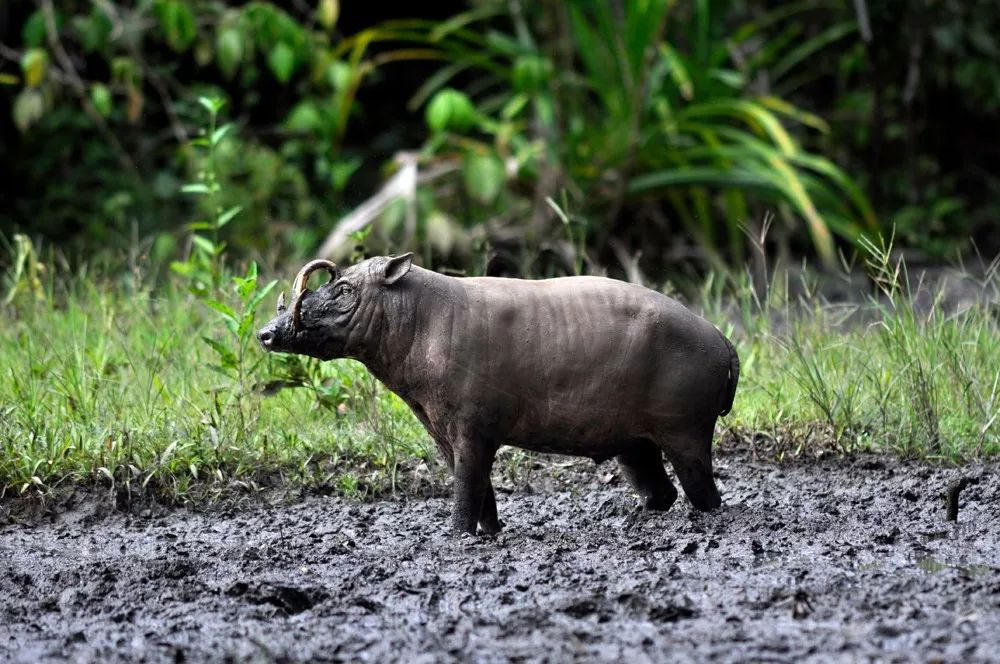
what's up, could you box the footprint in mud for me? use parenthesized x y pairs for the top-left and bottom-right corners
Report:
(561, 594), (698, 624)
(143, 558), (196, 581)
(226, 581), (327, 615)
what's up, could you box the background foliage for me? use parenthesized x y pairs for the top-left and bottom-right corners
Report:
(1, 0), (997, 276)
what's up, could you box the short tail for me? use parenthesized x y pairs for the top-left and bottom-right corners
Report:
(718, 332), (740, 417)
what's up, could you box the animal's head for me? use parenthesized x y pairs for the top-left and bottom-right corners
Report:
(256, 253), (414, 360)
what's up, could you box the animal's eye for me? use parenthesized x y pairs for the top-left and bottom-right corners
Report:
(337, 284), (353, 297)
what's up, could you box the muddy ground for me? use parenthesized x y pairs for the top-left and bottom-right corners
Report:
(1, 446), (998, 663)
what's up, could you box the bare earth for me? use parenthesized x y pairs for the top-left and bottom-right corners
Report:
(2, 446), (999, 663)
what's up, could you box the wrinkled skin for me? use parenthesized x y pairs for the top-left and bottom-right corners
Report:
(258, 254), (739, 535)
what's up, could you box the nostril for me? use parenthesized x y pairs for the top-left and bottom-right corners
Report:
(258, 330), (274, 347)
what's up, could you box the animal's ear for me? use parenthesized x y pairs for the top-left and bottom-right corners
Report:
(382, 252), (413, 285)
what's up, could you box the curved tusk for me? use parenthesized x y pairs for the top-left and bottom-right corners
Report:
(290, 259), (338, 331)
(276, 291), (286, 314)
(292, 259), (339, 299)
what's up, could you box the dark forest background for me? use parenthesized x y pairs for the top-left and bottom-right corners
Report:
(2, 0), (998, 279)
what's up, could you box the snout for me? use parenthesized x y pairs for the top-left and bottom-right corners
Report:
(257, 327), (275, 350)
(257, 318), (287, 352)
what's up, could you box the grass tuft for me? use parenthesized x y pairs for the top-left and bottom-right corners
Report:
(709, 233), (1000, 460)
(0, 253), (430, 503)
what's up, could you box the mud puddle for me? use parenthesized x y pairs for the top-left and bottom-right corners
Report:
(2, 447), (999, 663)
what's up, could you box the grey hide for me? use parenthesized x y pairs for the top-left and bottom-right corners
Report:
(257, 254), (740, 534)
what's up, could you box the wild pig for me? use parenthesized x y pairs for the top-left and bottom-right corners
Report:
(257, 254), (739, 534)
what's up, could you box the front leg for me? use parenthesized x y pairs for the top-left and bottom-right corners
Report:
(451, 438), (496, 535)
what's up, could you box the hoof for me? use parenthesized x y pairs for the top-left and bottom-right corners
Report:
(478, 519), (504, 535)
(642, 492), (677, 511)
(688, 490), (722, 511)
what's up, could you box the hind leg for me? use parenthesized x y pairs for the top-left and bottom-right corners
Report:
(660, 426), (722, 511)
(478, 477), (503, 534)
(616, 439), (678, 511)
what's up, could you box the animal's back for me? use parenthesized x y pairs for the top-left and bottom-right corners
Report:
(452, 275), (730, 451)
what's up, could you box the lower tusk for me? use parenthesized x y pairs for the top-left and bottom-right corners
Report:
(291, 290), (306, 332)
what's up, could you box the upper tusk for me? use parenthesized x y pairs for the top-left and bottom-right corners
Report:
(291, 259), (338, 299)
(290, 259), (338, 332)
(276, 291), (286, 314)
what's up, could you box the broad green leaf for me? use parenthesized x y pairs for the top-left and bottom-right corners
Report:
(216, 28), (243, 78)
(326, 61), (352, 91)
(181, 183), (211, 194)
(22, 11), (47, 48)
(317, 0), (339, 30)
(12, 88), (44, 132)
(462, 150), (505, 204)
(90, 83), (112, 117)
(285, 101), (322, 132)
(155, 0), (196, 52)
(21, 49), (48, 87)
(426, 88), (477, 132)
(75, 7), (113, 53)
(269, 42), (296, 83)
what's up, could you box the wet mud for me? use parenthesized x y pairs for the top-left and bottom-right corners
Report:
(2, 447), (999, 663)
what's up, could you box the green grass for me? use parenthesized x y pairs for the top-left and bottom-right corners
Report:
(1, 242), (998, 504)
(0, 267), (430, 503)
(706, 236), (1000, 460)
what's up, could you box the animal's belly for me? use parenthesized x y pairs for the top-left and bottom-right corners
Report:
(497, 370), (710, 452)
(505, 438), (636, 462)
(504, 392), (649, 452)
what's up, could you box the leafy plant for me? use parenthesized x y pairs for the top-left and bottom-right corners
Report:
(169, 96), (277, 446)
(2, 1), (366, 257)
(170, 97), (241, 295)
(347, 0), (877, 270)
